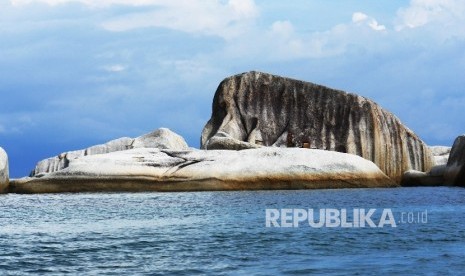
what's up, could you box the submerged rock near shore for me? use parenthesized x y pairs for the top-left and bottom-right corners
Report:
(11, 147), (396, 194)
(201, 71), (433, 183)
(0, 147), (8, 193)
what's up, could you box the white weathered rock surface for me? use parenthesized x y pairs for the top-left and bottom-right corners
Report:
(444, 135), (465, 186)
(203, 131), (261, 150)
(132, 128), (188, 150)
(31, 128), (189, 176)
(429, 146), (451, 166)
(0, 147), (8, 193)
(11, 148), (397, 193)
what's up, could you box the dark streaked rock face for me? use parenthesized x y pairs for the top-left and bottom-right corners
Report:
(444, 135), (465, 186)
(0, 147), (8, 193)
(201, 71), (433, 183)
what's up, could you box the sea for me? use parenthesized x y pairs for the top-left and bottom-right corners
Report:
(0, 187), (464, 275)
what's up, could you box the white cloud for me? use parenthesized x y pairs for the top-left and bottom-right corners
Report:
(11, 0), (165, 7)
(352, 12), (386, 31)
(101, 0), (258, 39)
(368, 20), (386, 31)
(396, 0), (465, 30)
(228, 0), (257, 18)
(352, 12), (368, 23)
(10, 0), (259, 39)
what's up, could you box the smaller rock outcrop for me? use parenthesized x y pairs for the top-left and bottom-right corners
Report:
(11, 148), (397, 194)
(444, 135), (465, 186)
(31, 128), (189, 176)
(402, 145), (456, 186)
(203, 131), (261, 150)
(401, 166), (446, 186)
(0, 147), (8, 193)
(131, 128), (189, 150)
(429, 146), (451, 166)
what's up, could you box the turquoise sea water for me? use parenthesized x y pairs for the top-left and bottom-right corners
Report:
(0, 187), (464, 275)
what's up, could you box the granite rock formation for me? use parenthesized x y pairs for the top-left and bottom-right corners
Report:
(444, 135), (465, 186)
(0, 147), (8, 193)
(401, 166), (446, 186)
(203, 131), (261, 150)
(429, 146), (451, 166)
(11, 147), (396, 194)
(201, 71), (434, 183)
(31, 128), (189, 176)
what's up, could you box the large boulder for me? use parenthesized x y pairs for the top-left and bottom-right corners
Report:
(11, 147), (397, 193)
(201, 71), (433, 183)
(31, 128), (189, 176)
(444, 135), (465, 186)
(0, 147), (8, 193)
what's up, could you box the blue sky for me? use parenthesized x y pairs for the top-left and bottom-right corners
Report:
(1, 0), (464, 177)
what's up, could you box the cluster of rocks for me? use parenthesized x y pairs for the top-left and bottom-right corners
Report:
(2, 71), (465, 193)
(402, 138), (465, 187)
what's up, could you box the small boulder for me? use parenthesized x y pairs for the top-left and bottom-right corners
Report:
(132, 128), (189, 150)
(203, 131), (261, 150)
(0, 147), (8, 193)
(401, 169), (444, 187)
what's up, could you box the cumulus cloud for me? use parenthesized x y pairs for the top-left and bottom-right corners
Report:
(352, 12), (386, 31)
(102, 0), (258, 39)
(352, 12), (368, 23)
(230, 13), (388, 62)
(396, 0), (465, 30)
(11, 0), (170, 7)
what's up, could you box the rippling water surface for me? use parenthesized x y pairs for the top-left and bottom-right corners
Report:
(0, 187), (464, 275)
